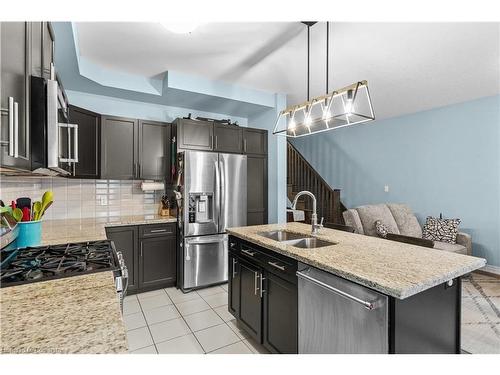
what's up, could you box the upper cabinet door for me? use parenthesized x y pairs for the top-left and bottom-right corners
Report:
(177, 119), (214, 151)
(41, 22), (54, 80)
(243, 128), (267, 155)
(213, 123), (243, 153)
(101, 115), (138, 180)
(0, 22), (30, 170)
(138, 120), (170, 181)
(69, 105), (101, 179)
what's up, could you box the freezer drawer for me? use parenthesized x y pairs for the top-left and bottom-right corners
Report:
(297, 264), (389, 354)
(183, 234), (228, 289)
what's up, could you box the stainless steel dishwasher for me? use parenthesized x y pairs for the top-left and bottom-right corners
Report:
(297, 263), (389, 353)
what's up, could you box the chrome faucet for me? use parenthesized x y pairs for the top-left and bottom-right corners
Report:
(291, 190), (324, 234)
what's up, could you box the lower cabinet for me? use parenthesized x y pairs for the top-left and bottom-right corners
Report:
(106, 223), (176, 294)
(228, 236), (298, 353)
(263, 271), (298, 354)
(238, 259), (263, 342)
(140, 235), (176, 290)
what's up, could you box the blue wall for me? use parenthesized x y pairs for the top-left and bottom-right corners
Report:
(291, 95), (500, 267)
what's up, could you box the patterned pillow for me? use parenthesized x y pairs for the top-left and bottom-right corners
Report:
(374, 220), (390, 238)
(422, 216), (461, 244)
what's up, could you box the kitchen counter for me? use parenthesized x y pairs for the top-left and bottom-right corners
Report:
(41, 215), (177, 245)
(0, 271), (127, 354)
(227, 222), (486, 299)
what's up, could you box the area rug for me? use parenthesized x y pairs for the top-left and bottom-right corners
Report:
(461, 272), (500, 353)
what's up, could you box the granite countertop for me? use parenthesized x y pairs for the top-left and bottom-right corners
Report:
(0, 272), (127, 354)
(41, 214), (177, 245)
(227, 222), (486, 299)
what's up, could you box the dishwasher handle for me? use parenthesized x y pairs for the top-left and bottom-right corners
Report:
(296, 269), (376, 310)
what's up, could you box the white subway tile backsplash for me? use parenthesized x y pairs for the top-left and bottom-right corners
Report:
(0, 176), (163, 220)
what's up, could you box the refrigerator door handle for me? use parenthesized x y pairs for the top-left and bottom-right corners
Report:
(219, 159), (226, 232)
(214, 159), (221, 232)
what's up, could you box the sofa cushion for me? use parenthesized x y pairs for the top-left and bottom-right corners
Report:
(433, 241), (467, 255)
(343, 209), (364, 234)
(355, 204), (400, 237)
(387, 203), (423, 238)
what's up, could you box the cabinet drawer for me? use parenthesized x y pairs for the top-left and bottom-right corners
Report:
(140, 223), (176, 238)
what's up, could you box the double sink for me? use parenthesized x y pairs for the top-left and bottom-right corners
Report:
(258, 230), (336, 249)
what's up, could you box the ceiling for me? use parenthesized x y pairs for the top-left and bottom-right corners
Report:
(75, 22), (500, 120)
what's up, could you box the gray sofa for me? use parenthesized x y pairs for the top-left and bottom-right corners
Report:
(343, 203), (472, 255)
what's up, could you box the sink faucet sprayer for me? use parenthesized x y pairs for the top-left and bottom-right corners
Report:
(291, 191), (324, 234)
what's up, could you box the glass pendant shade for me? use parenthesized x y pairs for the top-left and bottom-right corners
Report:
(273, 81), (375, 138)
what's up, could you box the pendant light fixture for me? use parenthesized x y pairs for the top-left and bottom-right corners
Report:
(273, 22), (375, 138)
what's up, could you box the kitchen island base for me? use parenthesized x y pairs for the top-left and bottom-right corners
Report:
(228, 235), (462, 354)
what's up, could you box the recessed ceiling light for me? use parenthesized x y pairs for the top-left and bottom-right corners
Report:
(160, 22), (202, 34)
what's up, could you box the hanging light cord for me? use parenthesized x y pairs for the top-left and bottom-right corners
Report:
(307, 24), (310, 101)
(326, 21), (329, 94)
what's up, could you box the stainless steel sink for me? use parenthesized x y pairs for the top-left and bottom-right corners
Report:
(285, 237), (337, 249)
(258, 230), (310, 242)
(258, 230), (336, 249)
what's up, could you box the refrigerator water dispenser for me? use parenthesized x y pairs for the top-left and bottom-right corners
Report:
(188, 193), (213, 223)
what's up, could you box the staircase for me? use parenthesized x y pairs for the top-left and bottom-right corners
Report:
(287, 141), (345, 225)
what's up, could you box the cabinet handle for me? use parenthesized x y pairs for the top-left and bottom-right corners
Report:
(232, 258), (238, 278)
(260, 273), (265, 298)
(241, 248), (256, 257)
(215, 135), (218, 149)
(211, 135), (214, 149)
(13, 101), (19, 158)
(150, 229), (168, 233)
(133, 163), (136, 179)
(0, 97), (15, 156)
(140, 243), (143, 257)
(243, 139), (247, 153)
(268, 261), (286, 271)
(138, 163), (141, 178)
(254, 271), (259, 295)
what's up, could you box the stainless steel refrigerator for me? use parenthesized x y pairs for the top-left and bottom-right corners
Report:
(177, 150), (247, 291)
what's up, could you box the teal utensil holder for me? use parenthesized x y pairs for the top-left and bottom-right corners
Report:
(17, 220), (42, 248)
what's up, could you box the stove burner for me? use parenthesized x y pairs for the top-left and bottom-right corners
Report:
(0, 240), (119, 287)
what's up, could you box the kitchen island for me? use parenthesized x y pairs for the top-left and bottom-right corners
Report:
(226, 222), (486, 354)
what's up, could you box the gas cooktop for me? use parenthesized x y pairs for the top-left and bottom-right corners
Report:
(0, 240), (120, 288)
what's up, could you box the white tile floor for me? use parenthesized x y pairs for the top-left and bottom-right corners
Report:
(124, 284), (270, 354)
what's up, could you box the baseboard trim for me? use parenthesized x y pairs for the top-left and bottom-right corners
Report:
(476, 265), (500, 279)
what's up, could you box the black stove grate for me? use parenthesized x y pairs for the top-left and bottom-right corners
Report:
(0, 240), (119, 287)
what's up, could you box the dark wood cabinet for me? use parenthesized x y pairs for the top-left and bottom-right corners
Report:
(263, 271), (298, 353)
(213, 123), (243, 153)
(0, 22), (30, 171)
(247, 155), (268, 225)
(105, 225), (139, 293)
(106, 223), (176, 295)
(228, 236), (298, 353)
(138, 120), (170, 181)
(176, 118), (214, 151)
(139, 234), (176, 290)
(69, 105), (100, 179)
(243, 128), (267, 155)
(238, 258), (263, 342)
(101, 115), (138, 179)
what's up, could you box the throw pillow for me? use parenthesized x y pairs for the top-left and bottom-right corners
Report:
(374, 220), (390, 238)
(422, 216), (461, 244)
